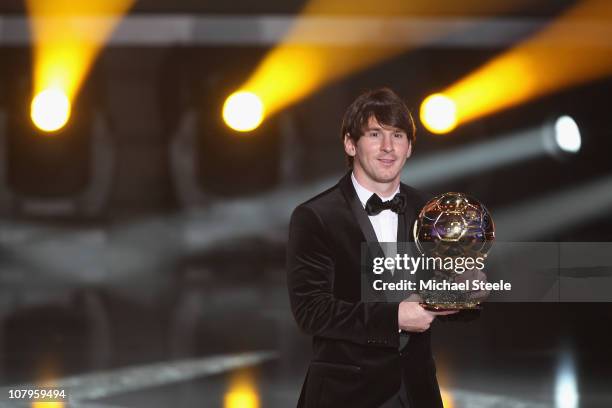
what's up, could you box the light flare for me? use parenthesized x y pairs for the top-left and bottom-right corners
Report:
(30, 87), (71, 132)
(442, 0), (612, 128)
(222, 91), (265, 132)
(239, 0), (529, 119)
(224, 370), (259, 408)
(420, 93), (458, 134)
(26, 0), (135, 131)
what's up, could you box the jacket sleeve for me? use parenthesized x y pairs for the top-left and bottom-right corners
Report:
(287, 204), (400, 348)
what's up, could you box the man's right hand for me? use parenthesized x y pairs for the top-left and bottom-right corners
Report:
(398, 295), (458, 332)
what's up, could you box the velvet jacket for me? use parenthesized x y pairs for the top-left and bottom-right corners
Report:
(287, 172), (443, 408)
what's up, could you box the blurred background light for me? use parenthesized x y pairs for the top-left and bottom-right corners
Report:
(30, 87), (71, 132)
(440, 388), (454, 408)
(436, 0), (612, 130)
(420, 93), (458, 134)
(222, 91), (265, 132)
(555, 349), (579, 408)
(554, 115), (581, 154)
(237, 0), (527, 120)
(224, 370), (259, 408)
(26, 0), (135, 131)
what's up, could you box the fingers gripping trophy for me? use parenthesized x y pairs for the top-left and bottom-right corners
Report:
(413, 192), (495, 311)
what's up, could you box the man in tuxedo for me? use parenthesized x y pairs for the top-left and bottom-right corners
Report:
(287, 88), (457, 407)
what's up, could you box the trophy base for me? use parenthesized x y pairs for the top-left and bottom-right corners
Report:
(419, 302), (481, 312)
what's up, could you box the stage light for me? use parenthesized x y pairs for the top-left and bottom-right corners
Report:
(440, 0), (612, 129)
(440, 388), (454, 408)
(554, 116), (581, 154)
(30, 88), (71, 132)
(222, 91), (264, 132)
(555, 351), (579, 408)
(420, 93), (457, 134)
(26, 0), (134, 132)
(238, 1), (532, 119)
(224, 370), (259, 408)
(543, 115), (582, 158)
(33, 402), (63, 408)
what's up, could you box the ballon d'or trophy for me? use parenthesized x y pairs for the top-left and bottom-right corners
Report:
(413, 192), (495, 310)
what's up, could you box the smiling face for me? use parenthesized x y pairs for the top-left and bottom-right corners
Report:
(344, 115), (412, 192)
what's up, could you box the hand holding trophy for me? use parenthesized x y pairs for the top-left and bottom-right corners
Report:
(413, 192), (495, 311)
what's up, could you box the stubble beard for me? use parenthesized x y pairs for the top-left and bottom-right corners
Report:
(357, 158), (404, 185)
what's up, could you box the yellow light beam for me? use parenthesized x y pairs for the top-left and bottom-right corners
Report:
(32, 355), (64, 408)
(238, 0), (534, 121)
(224, 369), (259, 408)
(240, 30), (402, 120)
(441, 387), (455, 408)
(444, 0), (612, 127)
(26, 0), (135, 131)
(32, 402), (64, 408)
(434, 355), (455, 408)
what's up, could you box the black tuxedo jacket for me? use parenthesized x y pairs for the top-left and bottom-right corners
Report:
(287, 172), (443, 408)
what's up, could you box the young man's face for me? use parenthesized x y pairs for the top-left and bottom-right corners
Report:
(344, 116), (412, 185)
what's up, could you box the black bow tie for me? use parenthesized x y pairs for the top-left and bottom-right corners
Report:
(365, 193), (407, 216)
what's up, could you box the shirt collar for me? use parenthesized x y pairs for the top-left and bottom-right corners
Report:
(351, 171), (400, 208)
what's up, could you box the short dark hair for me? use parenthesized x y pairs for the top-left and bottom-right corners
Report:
(340, 87), (416, 168)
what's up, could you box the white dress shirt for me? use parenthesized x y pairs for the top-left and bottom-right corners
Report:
(351, 172), (399, 243)
(352, 173), (407, 339)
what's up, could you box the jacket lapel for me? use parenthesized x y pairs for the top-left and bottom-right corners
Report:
(338, 172), (389, 302)
(338, 171), (384, 256)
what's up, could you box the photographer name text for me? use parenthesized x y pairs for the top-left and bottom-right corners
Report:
(372, 279), (511, 291)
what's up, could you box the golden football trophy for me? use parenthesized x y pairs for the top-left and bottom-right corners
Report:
(413, 192), (495, 310)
